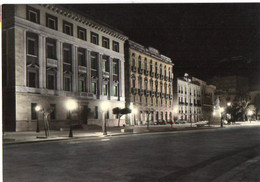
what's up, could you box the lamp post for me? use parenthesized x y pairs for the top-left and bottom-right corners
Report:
(132, 108), (138, 125)
(220, 107), (224, 128)
(247, 110), (253, 123)
(65, 99), (78, 137)
(101, 101), (110, 135)
(35, 105), (42, 133)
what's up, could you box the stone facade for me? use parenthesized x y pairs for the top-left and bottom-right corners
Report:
(3, 5), (127, 131)
(173, 76), (202, 123)
(125, 40), (174, 125)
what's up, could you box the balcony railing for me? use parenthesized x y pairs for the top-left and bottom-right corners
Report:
(156, 92), (160, 97)
(164, 76), (168, 81)
(160, 74), (163, 80)
(102, 71), (110, 78)
(150, 72), (154, 77)
(144, 70), (149, 76)
(131, 88), (137, 95)
(169, 94), (173, 99)
(155, 73), (159, 79)
(78, 65), (87, 74)
(138, 68), (143, 74)
(132, 66), (136, 72)
(145, 90), (150, 96)
(47, 58), (58, 67)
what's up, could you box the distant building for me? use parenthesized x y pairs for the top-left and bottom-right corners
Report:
(192, 77), (216, 122)
(3, 5), (128, 131)
(124, 40), (174, 125)
(211, 75), (249, 107)
(173, 75), (202, 123)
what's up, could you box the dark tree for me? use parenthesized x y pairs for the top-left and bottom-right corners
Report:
(253, 94), (260, 120)
(113, 107), (131, 127)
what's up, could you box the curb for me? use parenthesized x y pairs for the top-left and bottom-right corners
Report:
(3, 126), (223, 145)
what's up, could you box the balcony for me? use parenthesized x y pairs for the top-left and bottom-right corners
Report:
(150, 72), (154, 77)
(132, 66), (136, 72)
(138, 68), (143, 74)
(185, 102), (188, 106)
(150, 91), (155, 97)
(156, 92), (160, 97)
(144, 70), (149, 76)
(47, 58), (58, 67)
(155, 73), (159, 79)
(102, 71), (110, 78)
(179, 102), (184, 105)
(131, 88), (137, 95)
(190, 103), (193, 106)
(78, 65), (87, 74)
(145, 90), (150, 96)
(160, 74), (163, 80)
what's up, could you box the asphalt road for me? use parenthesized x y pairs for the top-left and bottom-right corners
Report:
(3, 126), (260, 182)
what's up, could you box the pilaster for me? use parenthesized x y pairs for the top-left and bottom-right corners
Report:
(86, 50), (91, 93)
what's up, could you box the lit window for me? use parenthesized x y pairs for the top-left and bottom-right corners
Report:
(79, 79), (85, 92)
(78, 48), (86, 66)
(102, 37), (110, 49)
(91, 32), (99, 45)
(63, 21), (73, 36)
(46, 38), (56, 59)
(46, 14), (57, 30)
(26, 6), (40, 23)
(31, 103), (37, 120)
(77, 26), (86, 41)
(103, 84), (108, 96)
(112, 41), (119, 52)
(113, 85), (118, 96)
(92, 82), (97, 94)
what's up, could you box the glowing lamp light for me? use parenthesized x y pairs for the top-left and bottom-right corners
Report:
(227, 102), (231, 106)
(66, 99), (78, 111)
(35, 105), (42, 112)
(220, 107), (224, 113)
(129, 103), (134, 110)
(248, 110), (253, 116)
(132, 108), (138, 115)
(100, 101), (110, 112)
(173, 107), (178, 114)
(213, 111), (216, 116)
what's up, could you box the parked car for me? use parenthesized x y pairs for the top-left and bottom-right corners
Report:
(175, 120), (187, 124)
(167, 120), (175, 125)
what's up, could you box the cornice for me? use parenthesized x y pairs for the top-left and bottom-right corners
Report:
(41, 4), (128, 41)
(128, 40), (173, 65)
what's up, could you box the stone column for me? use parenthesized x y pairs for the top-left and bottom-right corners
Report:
(39, 34), (46, 88)
(98, 54), (103, 98)
(109, 56), (113, 100)
(120, 59), (125, 98)
(23, 30), (27, 86)
(56, 40), (61, 90)
(86, 50), (91, 93)
(60, 42), (63, 90)
(72, 45), (78, 93)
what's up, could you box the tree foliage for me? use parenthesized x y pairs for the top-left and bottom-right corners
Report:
(113, 107), (132, 127)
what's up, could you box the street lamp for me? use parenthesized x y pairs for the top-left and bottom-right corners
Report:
(65, 99), (78, 137)
(101, 101), (110, 135)
(35, 105), (42, 133)
(220, 107), (224, 127)
(247, 110), (253, 122)
(227, 102), (231, 107)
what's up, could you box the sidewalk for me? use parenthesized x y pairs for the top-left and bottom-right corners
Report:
(4, 122), (257, 145)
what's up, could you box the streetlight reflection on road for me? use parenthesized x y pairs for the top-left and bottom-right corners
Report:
(101, 101), (110, 135)
(66, 99), (78, 137)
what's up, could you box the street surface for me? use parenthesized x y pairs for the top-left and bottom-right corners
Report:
(3, 126), (260, 182)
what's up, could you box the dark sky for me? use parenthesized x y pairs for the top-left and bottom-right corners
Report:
(65, 3), (259, 84)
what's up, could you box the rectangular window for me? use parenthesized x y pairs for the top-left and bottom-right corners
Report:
(92, 82), (97, 94)
(113, 59), (119, 75)
(103, 84), (108, 96)
(50, 104), (56, 120)
(102, 37), (110, 49)
(79, 79), (85, 92)
(95, 106), (99, 119)
(63, 44), (72, 64)
(46, 13), (58, 30)
(112, 41), (119, 52)
(91, 32), (99, 45)
(78, 48), (86, 66)
(102, 55), (110, 73)
(113, 85), (118, 96)
(47, 73), (56, 90)
(26, 6), (40, 24)
(63, 21), (73, 36)
(77, 26), (86, 41)
(31, 103), (37, 120)
(46, 38), (56, 59)
(91, 52), (98, 78)
(28, 71), (37, 88)
(64, 77), (71, 91)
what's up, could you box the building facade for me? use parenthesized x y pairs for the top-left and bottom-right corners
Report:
(125, 40), (174, 125)
(3, 5), (128, 131)
(173, 75), (202, 123)
(191, 77), (216, 122)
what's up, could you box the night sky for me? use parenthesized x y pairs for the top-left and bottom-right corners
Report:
(64, 3), (259, 87)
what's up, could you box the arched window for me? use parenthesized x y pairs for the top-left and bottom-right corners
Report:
(168, 68), (171, 78)
(150, 79), (153, 90)
(160, 64), (162, 75)
(132, 53), (135, 66)
(150, 60), (153, 72)
(155, 62), (158, 74)
(165, 83), (167, 94)
(138, 56), (142, 69)
(164, 66), (167, 76)
(144, 58), (147, 70)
